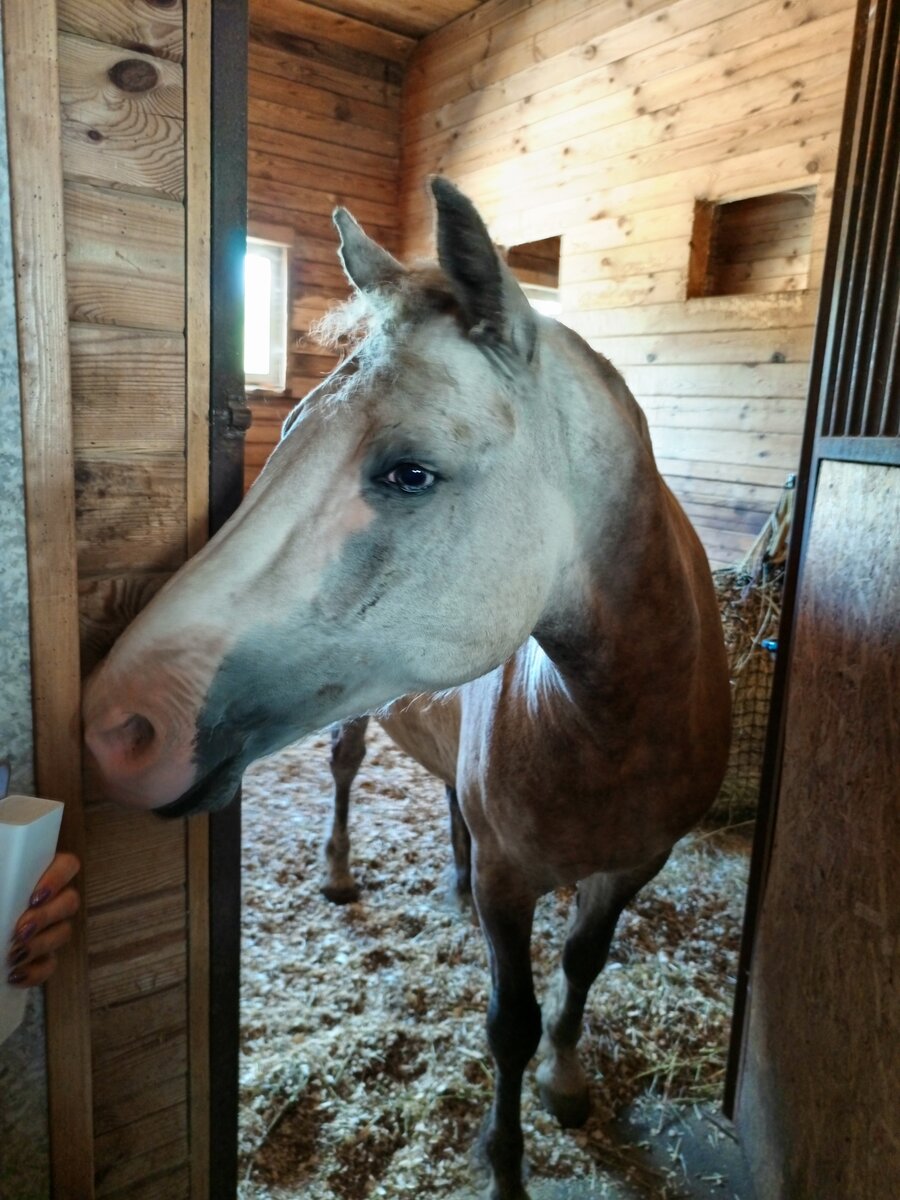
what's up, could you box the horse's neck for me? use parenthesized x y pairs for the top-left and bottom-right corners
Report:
(532, 350), (698, 718)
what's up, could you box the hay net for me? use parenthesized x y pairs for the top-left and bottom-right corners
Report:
(710, 476), (796, 823)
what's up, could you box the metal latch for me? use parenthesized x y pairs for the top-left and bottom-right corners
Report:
(227, 395), (253, 433)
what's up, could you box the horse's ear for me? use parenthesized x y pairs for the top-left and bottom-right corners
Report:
(333, 207), (404, 291)
(430, 176), (537, 362)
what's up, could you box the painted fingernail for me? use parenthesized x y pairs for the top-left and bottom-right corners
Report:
(12, 921), (36, 945)
(8, 947), (28, 967)
(7, 970), (27, 985)
(29, 888), (52, 907)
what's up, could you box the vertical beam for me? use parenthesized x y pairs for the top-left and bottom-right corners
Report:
(185, 1), (213, 1196)
(208, 2), (248, 1197)
(2, 2), (94, 1196)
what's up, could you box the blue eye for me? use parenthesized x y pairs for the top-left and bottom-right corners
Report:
(382, 462), (436, 494)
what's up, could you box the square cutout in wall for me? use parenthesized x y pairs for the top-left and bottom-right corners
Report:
(687, 187), (817, 298)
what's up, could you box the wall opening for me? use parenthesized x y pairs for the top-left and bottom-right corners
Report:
(688, 187), (817, 299)
(506, 235), (562, 315)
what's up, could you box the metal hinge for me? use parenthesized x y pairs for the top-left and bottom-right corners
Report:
(227, 395), (252, 433)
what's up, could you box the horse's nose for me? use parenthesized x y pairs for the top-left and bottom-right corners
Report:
(84, 689), (197, 810)
(86, 709), (157, 774)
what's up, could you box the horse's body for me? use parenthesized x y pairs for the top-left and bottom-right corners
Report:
(84, 180), (730, 1200)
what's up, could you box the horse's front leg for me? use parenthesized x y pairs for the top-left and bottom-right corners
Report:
(473, 864), (541, 1200)
(321, 715), (369, 904)
(536, 851), (670, 1127)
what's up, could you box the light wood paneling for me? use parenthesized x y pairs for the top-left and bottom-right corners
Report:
(2, 4), (95, 1195)
(58, 0), (185, 62)
(64, 182), (185, 331)
(245, 0), (403, 489)
(59, 34), (185, 200)
(401, 0), (855, 565)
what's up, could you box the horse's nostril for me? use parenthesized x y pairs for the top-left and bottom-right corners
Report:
(121, 713), (156, 757)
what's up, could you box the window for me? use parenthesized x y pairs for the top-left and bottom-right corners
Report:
(244, 237), (289, 391)
(687, 187), (817, 299)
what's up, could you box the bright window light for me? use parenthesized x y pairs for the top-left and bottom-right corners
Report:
(522, 283), (562, 318)
(244, 238), (289, 391)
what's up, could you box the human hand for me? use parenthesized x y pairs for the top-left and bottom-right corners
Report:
(7, 853), (81, 987)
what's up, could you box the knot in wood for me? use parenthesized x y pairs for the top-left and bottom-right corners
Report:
(108, 58), (159, 94)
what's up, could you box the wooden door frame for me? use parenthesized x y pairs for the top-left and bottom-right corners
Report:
(724, 0), (899, 1114)
(205, 1), (249, 1195)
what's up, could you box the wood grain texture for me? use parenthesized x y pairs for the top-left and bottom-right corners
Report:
(402, 0), (854, 565)
(736, 460), (900, 1197)
(2, 5), (95, 1195)
(58, 0), (185, 62)
(252, 0), (416, 62)
(185, 1), (211, 1192)
(64, 182), (185, 330)
(70, 324), (186, 452)
(60, 32), (185, 199)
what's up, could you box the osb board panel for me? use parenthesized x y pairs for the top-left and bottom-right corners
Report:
(401, 0), (854, 565)
(737, 460), (900, 1199)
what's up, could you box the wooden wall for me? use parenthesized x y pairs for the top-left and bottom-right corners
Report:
(244, 2), (408, 489)
(5, 2), (209, 1195)
(400, 0), (856, 566)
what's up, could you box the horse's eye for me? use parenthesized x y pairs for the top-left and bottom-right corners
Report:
(382, 463), (436, 494)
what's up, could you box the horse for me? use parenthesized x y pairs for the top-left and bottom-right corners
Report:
(83, 177), (731, 1200)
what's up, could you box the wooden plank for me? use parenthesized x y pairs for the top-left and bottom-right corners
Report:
(79, 572), (171, 674)
(2, 5), (95, 1195)
(247, 21), (404, 85)
(249, 62), (399, 134)
(100, 1164), (190, 1200)
(70, 325), (185, 453)
(625, 361), (810, 398)
(248, 152), (397, 225)
(58, 0), (184, 62)
(649, 426), (802, 470)
(247, 95), (397, 157)
(406, 1), (852, 151)
(248, 37), (401, 105)
(95, 1106), (188, 1196)
(737, 462), (900, 1198)
(87, 890), (187, 1009)
(64, 181), (184, 331)
(640, 396), (807, 433)
(251, 0), (416, 63)
(94, 1074), (187, 1141)
(184, 3), (211, 1193)
(74, 453), (186, 574)
(83, 803), (186, 905)
(59, 33), (184, 199)
(593, 326), (815, 366)
(287, 0), (483, 40)
(248, 122), (397, 183)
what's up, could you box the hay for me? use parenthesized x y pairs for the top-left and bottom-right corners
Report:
(711, 479), (795, 822)
(239, 727), (750, 1198)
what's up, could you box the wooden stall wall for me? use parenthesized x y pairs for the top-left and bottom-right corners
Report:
(244, 1), (408, 489)
(9, 1), (211, 1195)
(400, 0), (856, 566)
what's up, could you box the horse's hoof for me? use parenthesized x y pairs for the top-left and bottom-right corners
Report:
(537, 1079), (591, 1129)
(321, 881), (360, 904)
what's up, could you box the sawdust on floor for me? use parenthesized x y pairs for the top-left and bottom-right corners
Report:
(238, 725), (751, 1199)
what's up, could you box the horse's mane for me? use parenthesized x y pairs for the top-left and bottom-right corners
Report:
(313, 265), (462, 356)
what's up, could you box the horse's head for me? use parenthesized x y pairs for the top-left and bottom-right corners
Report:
(84, 179), (629, 815)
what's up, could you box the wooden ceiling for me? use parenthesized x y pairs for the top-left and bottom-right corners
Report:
(252, 1), (490, 58)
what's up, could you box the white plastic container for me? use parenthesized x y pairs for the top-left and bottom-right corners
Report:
(0, 795), (63, 1045)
